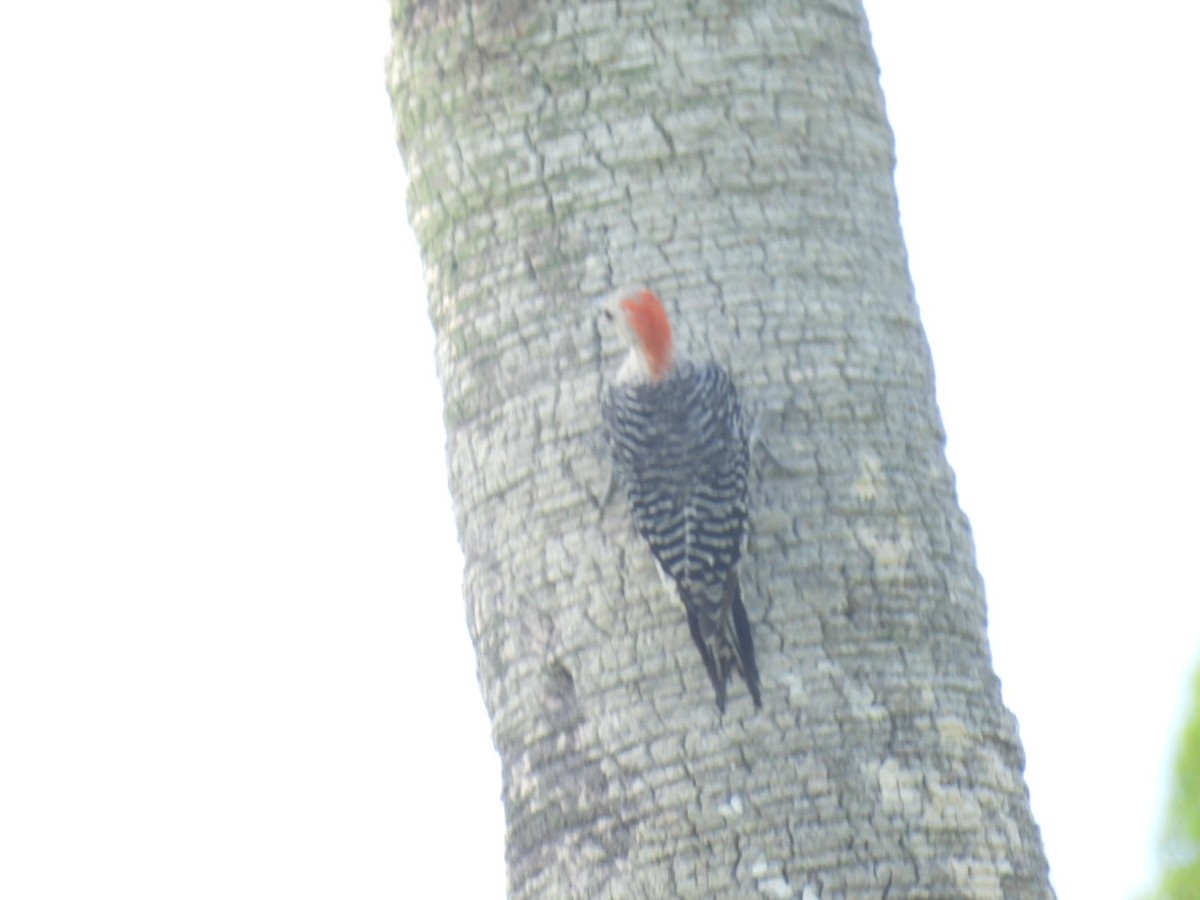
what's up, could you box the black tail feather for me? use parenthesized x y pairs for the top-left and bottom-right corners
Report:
(685, 607), (727, 712)
(683, 573), (761, 712)
(728, 579), (762, 708)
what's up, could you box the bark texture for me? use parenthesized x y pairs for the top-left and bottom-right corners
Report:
(387, 0), (1053, 896)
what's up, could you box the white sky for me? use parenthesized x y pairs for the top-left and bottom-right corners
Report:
(1, 3), (1196, 898)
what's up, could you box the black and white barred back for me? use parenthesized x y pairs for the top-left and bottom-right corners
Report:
(602, 359), (762, 711)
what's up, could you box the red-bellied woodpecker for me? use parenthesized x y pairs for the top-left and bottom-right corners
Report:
(599, 287), (762, 712)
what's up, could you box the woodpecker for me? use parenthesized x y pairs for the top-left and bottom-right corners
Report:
(599, 287), (762, 712)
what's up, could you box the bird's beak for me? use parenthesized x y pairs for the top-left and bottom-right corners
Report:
(592, 291), (616, 322)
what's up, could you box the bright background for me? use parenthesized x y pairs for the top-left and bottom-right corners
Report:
(2, 3), (1196, 898)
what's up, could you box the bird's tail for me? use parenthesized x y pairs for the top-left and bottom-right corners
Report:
(685, 571), (762, 712)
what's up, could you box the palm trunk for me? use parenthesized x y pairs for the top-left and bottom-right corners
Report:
(387, 0), (1053, 895)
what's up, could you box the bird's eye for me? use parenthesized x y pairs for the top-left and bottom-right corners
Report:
(602, 309), (614, 321)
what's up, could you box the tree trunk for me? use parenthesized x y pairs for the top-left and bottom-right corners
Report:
(387, 1), (1053, 896)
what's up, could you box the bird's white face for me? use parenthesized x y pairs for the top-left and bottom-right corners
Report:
(597, 290), (639, 349)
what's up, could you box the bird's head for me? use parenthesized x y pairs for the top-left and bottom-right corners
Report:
(598, 286), (675, 381)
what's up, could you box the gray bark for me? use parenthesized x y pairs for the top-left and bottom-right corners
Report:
(387, 0), (1053, 897)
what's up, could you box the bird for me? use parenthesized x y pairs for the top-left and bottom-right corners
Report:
(599, 286), (762, 711)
